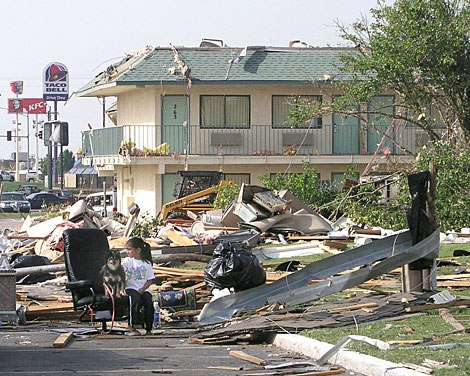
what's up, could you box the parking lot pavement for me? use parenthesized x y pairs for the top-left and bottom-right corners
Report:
(0, 218), (23, 232)
(0, 325), (357, 375)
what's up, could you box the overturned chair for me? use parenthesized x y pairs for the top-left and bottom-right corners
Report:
(64, 228), (128, 333)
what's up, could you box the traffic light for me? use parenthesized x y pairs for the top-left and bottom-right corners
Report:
(43, 122), (52, 146)
(44, 121), (68, 146)
(60, 122), (69, 146)
(7, 131), (12, 141)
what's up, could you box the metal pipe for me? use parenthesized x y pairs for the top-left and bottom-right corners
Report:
(14, 263), (66, 277)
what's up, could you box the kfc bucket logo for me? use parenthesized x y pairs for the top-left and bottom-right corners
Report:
(43, 62), (69, 101)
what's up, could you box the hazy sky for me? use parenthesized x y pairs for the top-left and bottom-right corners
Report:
(0, 0), (380, 163)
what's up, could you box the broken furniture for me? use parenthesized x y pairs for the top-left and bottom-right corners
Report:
(64, 228), (128, 333)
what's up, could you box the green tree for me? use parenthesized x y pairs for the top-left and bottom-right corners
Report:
(57, 149), (75, 175)
(291, 0), (469, 143)
(327, 141), (469, 231)
(39, 149), (75, 176)
(259, 163), (339, 217)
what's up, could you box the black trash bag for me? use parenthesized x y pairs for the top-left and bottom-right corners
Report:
(204, 241), (266, 292)
(9, 254), (56, 284)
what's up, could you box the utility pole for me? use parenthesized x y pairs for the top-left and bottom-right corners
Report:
(27, 113), (30, 173)
(47, 107), (53, 189)
(15, 93), (20, 182)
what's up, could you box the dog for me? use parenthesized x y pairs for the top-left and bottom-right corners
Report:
(101, 250), (126, 298)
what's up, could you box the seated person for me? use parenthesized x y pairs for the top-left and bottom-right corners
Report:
(122, 237), (155, 336)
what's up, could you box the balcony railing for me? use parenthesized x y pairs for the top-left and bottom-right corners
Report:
(82, 124), (425, 158)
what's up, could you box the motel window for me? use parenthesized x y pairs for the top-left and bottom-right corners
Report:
(272, 95), (322, 128)
(223, 173), (251, 186)
(200, 95), (250, 128)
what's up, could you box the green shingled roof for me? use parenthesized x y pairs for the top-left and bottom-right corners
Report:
(120, 47), (355, 84)
(77, 46), (357, 95)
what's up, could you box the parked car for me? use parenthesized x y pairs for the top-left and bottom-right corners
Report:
(0, 192), (31, 213)
(0, 170), (14, 182)
(16, 185), (41, 196)
(85, 191), (117, 216)
(47, 190), (78, 204)
(25, 171), (41, 182)
(26, 192), (65, 209)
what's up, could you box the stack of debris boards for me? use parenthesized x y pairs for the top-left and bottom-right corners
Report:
(220, 184), (333, 237)
(192, 292), (435, 343)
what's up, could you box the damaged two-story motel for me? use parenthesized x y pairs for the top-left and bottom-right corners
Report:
(76, 42), (425, 217)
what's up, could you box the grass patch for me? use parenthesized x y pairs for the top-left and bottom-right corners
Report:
(1, 181), (45, 192)
(302, 312), (470, 375)
(439, 243), (470, 258)
(0, 212), (42, 219)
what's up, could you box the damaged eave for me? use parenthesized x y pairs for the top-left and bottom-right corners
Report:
(75, 82), (126, 97)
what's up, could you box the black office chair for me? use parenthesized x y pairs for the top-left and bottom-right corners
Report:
(63, 228), (128, 333)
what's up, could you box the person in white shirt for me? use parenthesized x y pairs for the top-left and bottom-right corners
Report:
(122, 237), (155, 336)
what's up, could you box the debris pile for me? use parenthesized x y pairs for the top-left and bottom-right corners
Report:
(1, 179), (469, 372)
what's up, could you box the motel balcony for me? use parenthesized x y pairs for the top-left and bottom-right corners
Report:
(81, 124), (425, 167)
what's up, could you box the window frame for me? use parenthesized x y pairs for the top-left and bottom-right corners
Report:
(200, 95), (251, 129)
(272, 95), (323, 129)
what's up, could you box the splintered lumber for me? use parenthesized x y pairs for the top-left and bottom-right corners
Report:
(405, 299), (470, 313)
(166, 229), (198, 246)
(152, 253), (211, 263)
(229, 350), (266, 366)
(439, 309), (466, 332)
(53, 332), (74, 348)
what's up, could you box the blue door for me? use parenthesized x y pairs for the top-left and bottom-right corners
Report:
(367, 96), (394, 154)
(162, 95), (189, 154)
(333, 103), (359, 154)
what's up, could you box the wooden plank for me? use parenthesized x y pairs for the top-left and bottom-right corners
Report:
(53, 332), (74, 348)
(323, 240), (349, 250)
(436, 274), (470, 280)
(166, 229), (198, 246)
(354, 229), (382, 236)
(405, 299), (470, 313)
(437, 281), (470, 287)
(328, 302), (379, 313)
(207, 366), (243, 371)
(229, 350), (266, 366)
(439, 308), (466, 332)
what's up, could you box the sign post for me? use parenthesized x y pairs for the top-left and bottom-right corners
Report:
(8, 98), (47, 176)
(9, 81), (23, 181)
(42, 62), (69, 189)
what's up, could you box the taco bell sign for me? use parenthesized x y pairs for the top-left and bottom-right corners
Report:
(43, 62), (69, 101)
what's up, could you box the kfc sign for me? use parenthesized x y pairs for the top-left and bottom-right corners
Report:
(7, 98), (22, 113)
(7, 98), (47, 114)
(23, 98), (47, 114)
(43, 62), (69, 101)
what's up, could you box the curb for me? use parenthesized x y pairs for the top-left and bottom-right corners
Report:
(273, 334), (428, 376)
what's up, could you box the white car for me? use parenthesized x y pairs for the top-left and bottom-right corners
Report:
(0, 170), (14, 182)
(85, 191), (117, 217)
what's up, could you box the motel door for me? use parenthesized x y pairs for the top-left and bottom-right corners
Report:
(162, 95), (189, 154)
(367, 96), (394, 154)
(333, 104), (360, 154)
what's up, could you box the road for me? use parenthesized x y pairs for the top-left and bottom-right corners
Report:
(0, 326), (359, 375)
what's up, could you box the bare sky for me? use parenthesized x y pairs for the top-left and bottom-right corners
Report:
(0, 0), (380, 163)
